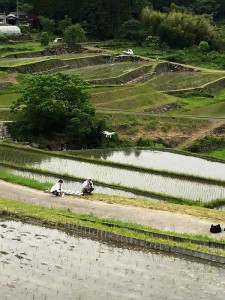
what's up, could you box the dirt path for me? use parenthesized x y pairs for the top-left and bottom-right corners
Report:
(0, 180), (224, 239)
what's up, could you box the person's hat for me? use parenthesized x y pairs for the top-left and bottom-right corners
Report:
(87, 177), (91, 180)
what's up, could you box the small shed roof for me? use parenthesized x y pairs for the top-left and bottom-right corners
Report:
(0, 25), (21, 34)
(6, 13), (18, 19)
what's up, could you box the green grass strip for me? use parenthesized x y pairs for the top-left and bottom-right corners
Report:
(0, 169), (51, 190)
(0, 198), (224, 258)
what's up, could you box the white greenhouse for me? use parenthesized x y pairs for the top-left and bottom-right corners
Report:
(0, 26), (21, 34)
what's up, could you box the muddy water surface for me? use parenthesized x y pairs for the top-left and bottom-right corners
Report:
(0, 220), (225, 300)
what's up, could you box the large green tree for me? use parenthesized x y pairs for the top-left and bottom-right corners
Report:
(63, 24), (86, 48)
(10, 73), (102, 148)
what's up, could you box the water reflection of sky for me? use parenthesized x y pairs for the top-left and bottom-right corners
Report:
(1, 147), (225, 201)
(3, 168), (160, 202)
(0, 220), (224, 300)
(15, 158), (225, 201)
(68, 149), (225, 181)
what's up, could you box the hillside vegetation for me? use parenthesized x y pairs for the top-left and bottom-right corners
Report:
(1, 35), (225, 153)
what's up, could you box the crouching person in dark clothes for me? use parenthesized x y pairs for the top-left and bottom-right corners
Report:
(50, 179), (65, 197)
(82, 177), (94, 194)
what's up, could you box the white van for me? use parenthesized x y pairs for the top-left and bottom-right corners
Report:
(122, 49), (134, 55)
(53, 38), (63, 43)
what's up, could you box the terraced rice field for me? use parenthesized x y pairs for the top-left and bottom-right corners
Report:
(0, 57), (49, 67)
(91, 85), (176, 111)
(147, 72), (225, 91)
(1, 146), (225, 201)
(2, 167), (160, 201)
(67, 149), (225, 179)
(63, 62), (152, 80)
(1, 220), (224, 300)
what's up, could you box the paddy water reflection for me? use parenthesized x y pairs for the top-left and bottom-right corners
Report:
(1, 220), (224, 300)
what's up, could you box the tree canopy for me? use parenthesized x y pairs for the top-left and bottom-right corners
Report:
(1, 0), (225, 41)
(10, 73), (103, 148)
(141, 7), (223, 49)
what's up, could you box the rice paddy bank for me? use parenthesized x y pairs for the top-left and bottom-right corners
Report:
(0, 197), (225, 262)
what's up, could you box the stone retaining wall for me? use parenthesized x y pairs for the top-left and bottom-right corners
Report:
(0, 82), (12, 90)
(63, 223), (225, 264)
(155, 62), (200, 74)
(0, 121), (12, 140)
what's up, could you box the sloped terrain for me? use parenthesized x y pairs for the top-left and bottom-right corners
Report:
(1, 42), (225, 151)
(91, 85), (177, 111)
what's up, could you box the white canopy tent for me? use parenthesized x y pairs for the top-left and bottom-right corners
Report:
(0, 25), (21, 34)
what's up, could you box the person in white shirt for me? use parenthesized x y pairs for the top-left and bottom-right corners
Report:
(50, 179), (65, 197)
(82, 177), (94, 194)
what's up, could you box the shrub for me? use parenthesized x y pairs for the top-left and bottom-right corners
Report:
(58, 15), (72, 33)
(145, 119), (158, 130)
(187, 136), (225, 152)
(40, 32), (50, 46)
(127, 115), (140, 126)
(100, 40), (127, 48)
(198, 41), (209, 53)
(0, 34), (8, 43)
(10, 73), (102, 149)
(135, 137), (154, 147)
(161, 124), (172, 133)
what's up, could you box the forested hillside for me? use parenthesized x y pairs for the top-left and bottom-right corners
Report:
(1, 0), (225, 40)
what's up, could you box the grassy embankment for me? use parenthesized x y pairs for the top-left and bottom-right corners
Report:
(202, 148), (225, 161)
(0, 41), (46, 57)
(0, 169), (225, 222)
(164, 88), (225, 117)
(1, 196), (225, 258)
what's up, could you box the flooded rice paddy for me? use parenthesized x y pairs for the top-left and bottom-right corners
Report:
(1, 167), (160, 202)
(0, 220), (225, 300)
(1, 146), (225, 201)
(68, 149), (225, 181)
